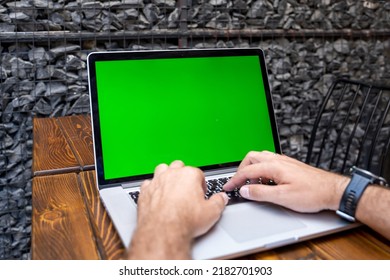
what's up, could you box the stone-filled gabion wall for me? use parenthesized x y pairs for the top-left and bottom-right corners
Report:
(0, 0), (389, 32)
(0, 0), (389, 259)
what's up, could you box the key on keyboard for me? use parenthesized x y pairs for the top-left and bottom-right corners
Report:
(129, 191), (140, 204)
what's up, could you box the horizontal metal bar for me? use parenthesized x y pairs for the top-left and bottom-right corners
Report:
(0, 29), (389, 43)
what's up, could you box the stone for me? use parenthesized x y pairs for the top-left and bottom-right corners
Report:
(44, 82), (68, 96)
(247, 0), (272, 19)
(33, 98), (52, 115)
(49, 45), (81, 57)
(167, 8), (179, 28)
(153, 0), (176, 9)
(333, 39), (350, 54)
(28, 47), (49, 67)
(0, 23), (15, 32)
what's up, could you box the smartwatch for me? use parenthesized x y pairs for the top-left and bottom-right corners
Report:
(336, 166), (388, 222)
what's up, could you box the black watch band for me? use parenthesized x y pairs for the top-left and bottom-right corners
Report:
(336, 166), (387, 222)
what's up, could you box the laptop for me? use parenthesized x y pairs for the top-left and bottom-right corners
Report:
(87, 48), (356, 259)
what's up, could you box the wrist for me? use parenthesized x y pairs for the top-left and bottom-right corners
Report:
(335, 167), (388, 222)
(328, 174), (350, 211)
(128, 219), (193, 259)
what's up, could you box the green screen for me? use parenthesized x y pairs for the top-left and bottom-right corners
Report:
(95, 55), (276, 180)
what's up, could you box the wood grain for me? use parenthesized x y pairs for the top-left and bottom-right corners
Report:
(79, 171), (125, 259)
(33, 117), (80, 176)
(248, 243), (322, 260)
(32, 173), (99, 259)
(57, 115), (95, 170)
(308, 228), (390, 259)
(248, 229), (390, 260)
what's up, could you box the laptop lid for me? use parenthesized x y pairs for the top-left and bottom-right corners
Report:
(88, 48), (281, 189)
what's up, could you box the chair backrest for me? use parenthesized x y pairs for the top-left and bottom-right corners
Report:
(305, 79), (390, 181)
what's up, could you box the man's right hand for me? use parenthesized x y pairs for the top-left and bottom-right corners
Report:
(223, 151), (349, 213)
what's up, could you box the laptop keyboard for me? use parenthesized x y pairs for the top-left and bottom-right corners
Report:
(128, 176), (245, 206)
(205, 177), (246, 205)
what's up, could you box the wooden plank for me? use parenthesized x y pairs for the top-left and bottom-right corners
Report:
(32, 173), (100, 259)
(79, 171), (125, 260)
(308, 228), (390, 259)
(250, 228), (390, 260)
(249, 243), (322, 260)
(245, 227), (390, 260)
(33, 118), (80, 176)
(57, 115), (95, 170)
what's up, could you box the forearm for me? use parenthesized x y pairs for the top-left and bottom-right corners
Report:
(126, 223), (192, 260)
(355, 185), (390, 239)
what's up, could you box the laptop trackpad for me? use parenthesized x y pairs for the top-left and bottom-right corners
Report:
(219, 202), (306, 243)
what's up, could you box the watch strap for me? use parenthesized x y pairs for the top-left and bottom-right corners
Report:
(336, 174), (372, 222)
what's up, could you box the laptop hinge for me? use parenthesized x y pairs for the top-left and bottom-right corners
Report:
(204, 167), (237, 178)
(121, 180), (144, 190)
(98, 183), (122, 190)
(107, 167), (238, 190)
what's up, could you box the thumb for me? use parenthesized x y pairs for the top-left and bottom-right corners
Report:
(208, 192), (229, 214)
(196, 192), (228, 236)
(239, 184), (281, 203)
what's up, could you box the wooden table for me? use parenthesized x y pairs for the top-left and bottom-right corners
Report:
(31, 114), (390, 260)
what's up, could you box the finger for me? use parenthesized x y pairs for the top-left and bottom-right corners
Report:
(154, 163), (168, 177)
(209, 192), (229, 208)
(224, 164), (265, 190)
(139, 180), (152, 197)
(138, 179), (152, 200)
(240, 185), (277, 202)
(239, 184), (284, 204)
(238, 150), (279, 169)
(140, 179), (151, 189)
(196, 192), (228, 236)
(224, 151), (281, 190)
(169, 160), (185, 169)
(239, 184), (310, 212)
(201, 178), (207, 194)
(237, 151), (262, 169)
(224, 161), (281, 191)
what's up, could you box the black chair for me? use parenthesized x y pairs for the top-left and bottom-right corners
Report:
(305, 79), (390, 181)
